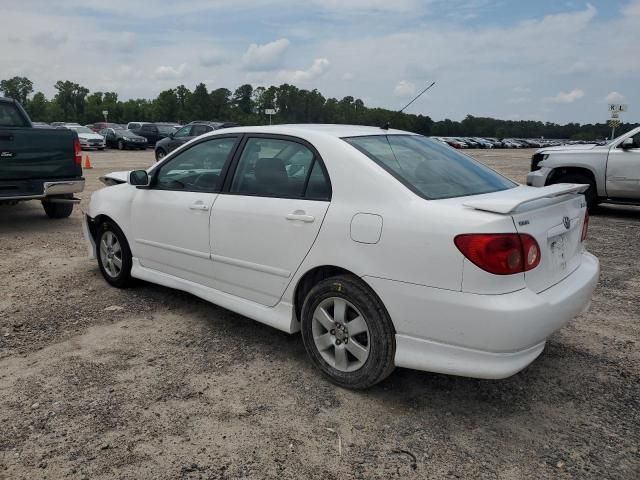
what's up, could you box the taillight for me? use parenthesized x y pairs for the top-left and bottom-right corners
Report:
(581, 210), (589, 242)
(74, 137), (82, 166)
(454, 233), (541, 275)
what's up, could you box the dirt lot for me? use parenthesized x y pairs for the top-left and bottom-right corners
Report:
(1, 147), (638, 479)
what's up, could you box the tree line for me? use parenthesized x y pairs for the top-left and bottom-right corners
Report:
(1, 76), (635, 140)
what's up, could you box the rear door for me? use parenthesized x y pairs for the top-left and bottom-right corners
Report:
(209, 135), (332, 306)
(510, 194), (587, 293)
(606, 132), (640, 199)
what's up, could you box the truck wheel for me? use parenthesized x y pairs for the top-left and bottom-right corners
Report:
(97, 220), (134, 288)
(300, 275), (396, 389)
(551, 172), (598, 211)
(42, 200), (73, 219)
(155, 149), (166, 161)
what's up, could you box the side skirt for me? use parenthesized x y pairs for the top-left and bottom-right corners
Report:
(130, 258), (299, 334)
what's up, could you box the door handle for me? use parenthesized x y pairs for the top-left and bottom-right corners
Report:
(286, 212), (315, 223)
(189, 201), (209, 211)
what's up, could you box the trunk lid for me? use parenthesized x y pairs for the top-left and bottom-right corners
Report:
(464, 185), (588, 293)
(0, 127), (79, 181)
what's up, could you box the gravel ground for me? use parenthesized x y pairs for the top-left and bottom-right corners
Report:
(0, 147), (638, 480)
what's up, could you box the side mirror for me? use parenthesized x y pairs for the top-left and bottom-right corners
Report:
(168, 132), (174, 138)
(128, 170), (150, 186)
(621, 137), (634, 149)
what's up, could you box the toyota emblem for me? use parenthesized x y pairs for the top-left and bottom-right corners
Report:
(563, 216), (571, 230)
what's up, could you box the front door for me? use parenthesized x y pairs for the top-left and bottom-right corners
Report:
(130, 135), (239, 286)
(167, 125), (193, 152)
(607, 131), (640, 199)
(210, 136), (332, 306)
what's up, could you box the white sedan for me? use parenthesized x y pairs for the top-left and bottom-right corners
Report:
(83, 125), (599, 389)
(67, 125), (106, 150)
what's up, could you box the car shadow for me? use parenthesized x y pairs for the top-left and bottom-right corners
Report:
(593, 203), (640, 220)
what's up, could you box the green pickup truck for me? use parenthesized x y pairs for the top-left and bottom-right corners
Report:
(0, 96), (84, 218)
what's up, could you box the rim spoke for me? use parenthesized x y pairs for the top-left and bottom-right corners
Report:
(345, 339), (368, 363)
(112, 256), (122, 270)
(346, 316), (367, 336)
(334, 345), (348, 370)
(112, 242), (121, 254)
(314, 333), (334, 351)
(333, 298), (347, 323)
(100, 239), (108, 254)
(314, 307), (334, 331)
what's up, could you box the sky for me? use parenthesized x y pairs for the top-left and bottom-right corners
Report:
(1, 0), (638, 124)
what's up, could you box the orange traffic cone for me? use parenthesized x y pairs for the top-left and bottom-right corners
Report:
(84, 155), (92, 169)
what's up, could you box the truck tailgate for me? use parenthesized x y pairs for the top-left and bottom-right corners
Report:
(0, 127), (80, 180)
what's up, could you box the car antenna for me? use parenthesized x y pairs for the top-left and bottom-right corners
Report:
(381, 81), (436, 130)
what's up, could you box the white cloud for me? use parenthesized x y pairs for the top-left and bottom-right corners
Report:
(604, 91), (625, 103)
(343, 72), (354, 81)
(545, 88), (585, 104)
(512, 86), (531, 94)
(153, 63), (189, 80)
(242, 38), (290, 71)
(31, 31), (67, 46)
(393, 80), (416, 98)
(277, 58), (330, 84)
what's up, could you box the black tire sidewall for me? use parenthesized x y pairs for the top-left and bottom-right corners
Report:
(96, 221), (133, 288)
(42, 200), (73, 219)
(553, 173), (598, 211)
(300, 275), (395, 389)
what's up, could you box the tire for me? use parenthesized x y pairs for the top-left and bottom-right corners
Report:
(42, 200), (73, 219)
(300, 275), (396, 389)
(550, 172), (598, 211)
(155, 149), (166, 161)
(98, 147), (105, 151)
(117, 140), (125, 150)
(96, 220), (134, 288)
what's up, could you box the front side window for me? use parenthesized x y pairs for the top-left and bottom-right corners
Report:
(230, 137), (330, 199)
(344, 135), (516, 200)
(174, 126), (192, 138)
(191, 125), (212, 137)
(154, 137), (238, 192)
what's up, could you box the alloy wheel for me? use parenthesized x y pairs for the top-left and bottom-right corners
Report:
(99, 231), (123, 278)
(311, 297), (370, 372)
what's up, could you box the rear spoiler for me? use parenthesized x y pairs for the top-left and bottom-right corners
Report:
(463, 184), (588, 214)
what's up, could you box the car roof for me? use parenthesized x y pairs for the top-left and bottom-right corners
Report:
(211, 124), (415, 139)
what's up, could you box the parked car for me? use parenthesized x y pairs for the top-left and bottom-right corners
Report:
(501, 139), (523, 148)
(84, 124), (598, 389)
(443, 137), (467, 149)
(462, 137), (482, 148)
(66, 125), (105, 150)
(154, 121), (237, 161)
(473, 138), (494, 148)
(128, 123), (175, 147)
(88, 122), (121, 133)
(0, 96), (84, 218)
(99, 127), (147, 150)
(527, 126), (640, 210)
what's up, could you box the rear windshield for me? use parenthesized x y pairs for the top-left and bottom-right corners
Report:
(344, 135), (516, 199)
(0, 102), (29, 127)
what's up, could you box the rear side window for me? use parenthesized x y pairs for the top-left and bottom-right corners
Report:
(0, 102), (28, 127)
(344, 135), (515, 199)
(230, 137), (330, 200)
(191, 125), (212, 136)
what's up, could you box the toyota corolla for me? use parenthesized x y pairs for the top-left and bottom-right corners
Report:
(83, 125), (599, 389)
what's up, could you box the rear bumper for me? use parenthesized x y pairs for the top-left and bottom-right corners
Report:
(364, 252), (599, 379)
(0, 178), (84, 201)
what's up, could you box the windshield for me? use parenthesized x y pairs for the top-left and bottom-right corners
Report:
(72, 126), (93, 134)
(344, 135), (516, 200)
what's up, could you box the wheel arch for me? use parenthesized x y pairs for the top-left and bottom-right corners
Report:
(546, 166), (596, 187)
(292, 265), (389, 325)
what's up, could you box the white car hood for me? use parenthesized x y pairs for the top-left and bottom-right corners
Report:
(536, 144), (604, 154)
(78, 133), (104, 140)
(99, 171), (130, 185)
